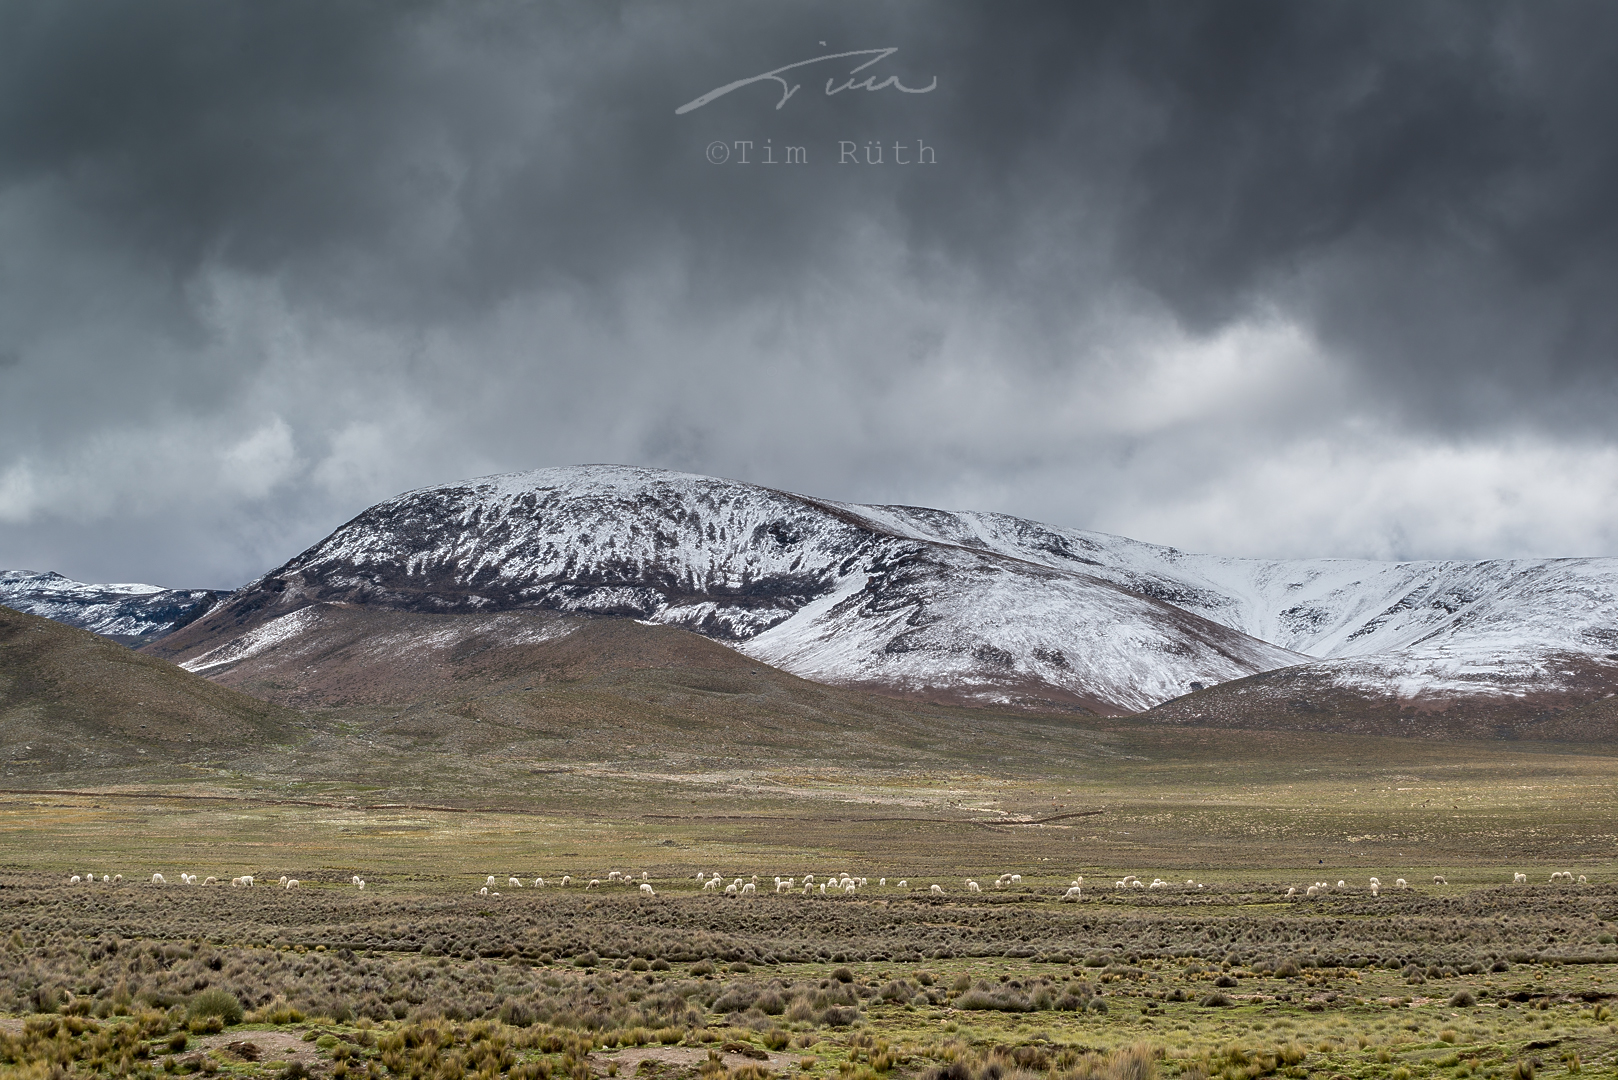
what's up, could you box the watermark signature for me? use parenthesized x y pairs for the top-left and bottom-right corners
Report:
(676, 47), (936, 114)
(704, 139), (935, 164)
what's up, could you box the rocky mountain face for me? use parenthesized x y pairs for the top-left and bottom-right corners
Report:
(0, 570), (222, 646)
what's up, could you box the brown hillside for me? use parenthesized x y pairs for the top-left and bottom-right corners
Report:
(143, 603), (1103, 772)
(1, 605), (303, 778)
(1142, 659), (1618, 741)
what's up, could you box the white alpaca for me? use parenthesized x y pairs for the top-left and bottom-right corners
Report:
(1579, 875), (1588, 884)
(242, 875), (254, 887)
(1010, 874), (1021, 884)
(776, 880), (792, 893)
(1061, 886), (1082, 901)
(587, 879), (601, 889)
(966, 880), (980, 893)
(1285, 887), (1296, 898)
(278, 876), (289, 887)
(640, 883), (655, 896)
(1395, 878), (1407, 889)
(534, 877), (545, 887)
(285, 878), (300, 889)
(203, 877), (218, 886)
(703, 878), (719, 891)
(897, 880), (907, 888)
(151, 873), (166, 885)
(1433, 875), (1447, 885)
(357, 880), (365, 890)
(726, 883), (739, 896)
(230, 877), (245, 887)
(1305, 885), (1319, 897)
(509, 877), (522, 888)
(560, 875), (571, 886)
(1337, 880), (1346, 888)
(1369, 877), (1381, 888)
(69, 875), (81, 884)
(930, 884), (943, 894)
(843, 881), (856, 894)
(112, 874), (122, 883)
(818, 883), (828, 895)
(1514, 872), (1527, 883)
(741, 882), (756, 896)
(803, 881), (814, 896)
(479, 886), (489, 896)
(486, 875), (497, 886)
(879, 878), (886, 886)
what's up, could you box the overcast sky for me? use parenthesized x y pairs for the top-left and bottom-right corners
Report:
(3, 1), (1617, 588)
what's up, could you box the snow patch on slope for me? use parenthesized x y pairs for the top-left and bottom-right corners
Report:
(180, 606), (327, 673)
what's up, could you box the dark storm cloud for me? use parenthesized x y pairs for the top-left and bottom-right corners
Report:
(2, 1), (1617, 584)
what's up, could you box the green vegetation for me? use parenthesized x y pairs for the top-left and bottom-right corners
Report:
(1, 875), (1615, 1079)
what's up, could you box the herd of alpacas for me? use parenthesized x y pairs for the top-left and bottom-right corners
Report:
(63, 868), (1593, 897)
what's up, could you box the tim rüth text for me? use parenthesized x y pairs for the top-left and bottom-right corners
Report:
(704, 139), (936, 164)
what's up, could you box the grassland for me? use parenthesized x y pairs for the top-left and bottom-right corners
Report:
(2, 870), (1615, 1080)
(4, 724), (1618, 1080)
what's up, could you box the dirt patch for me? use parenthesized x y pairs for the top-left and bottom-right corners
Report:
(600, 1044), (801, 1075)
(0, 1016), (24, 1034)
(196, 1028), (326, 1067)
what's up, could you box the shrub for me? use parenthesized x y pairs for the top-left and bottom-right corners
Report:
(1450, 991), (1476, 1008)
(821, 1007), (858, 1027)
(188, 988), (244, 1026)
(831, 967), (854, 984)
(1199, 992), (1234, 1008)
(499, 998), (537, 1027)
(955, 988), (1034, 1012)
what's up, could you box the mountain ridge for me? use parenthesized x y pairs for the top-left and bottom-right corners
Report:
(14, 463), (1617, 729)
(0, 569), (223, 646)
(144, 465), (1304, 713)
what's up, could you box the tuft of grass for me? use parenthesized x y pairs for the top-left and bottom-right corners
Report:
(188, 987), (243, 1026)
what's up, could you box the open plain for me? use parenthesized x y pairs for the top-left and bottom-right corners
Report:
(3, 711), (1616, 1080)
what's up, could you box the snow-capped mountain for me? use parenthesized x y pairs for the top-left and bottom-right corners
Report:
(147, 466), (1303, 712)
(0, 570), (222, 644)
(129, 465), (1618, 721)
(846, 512), (1618, 709)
